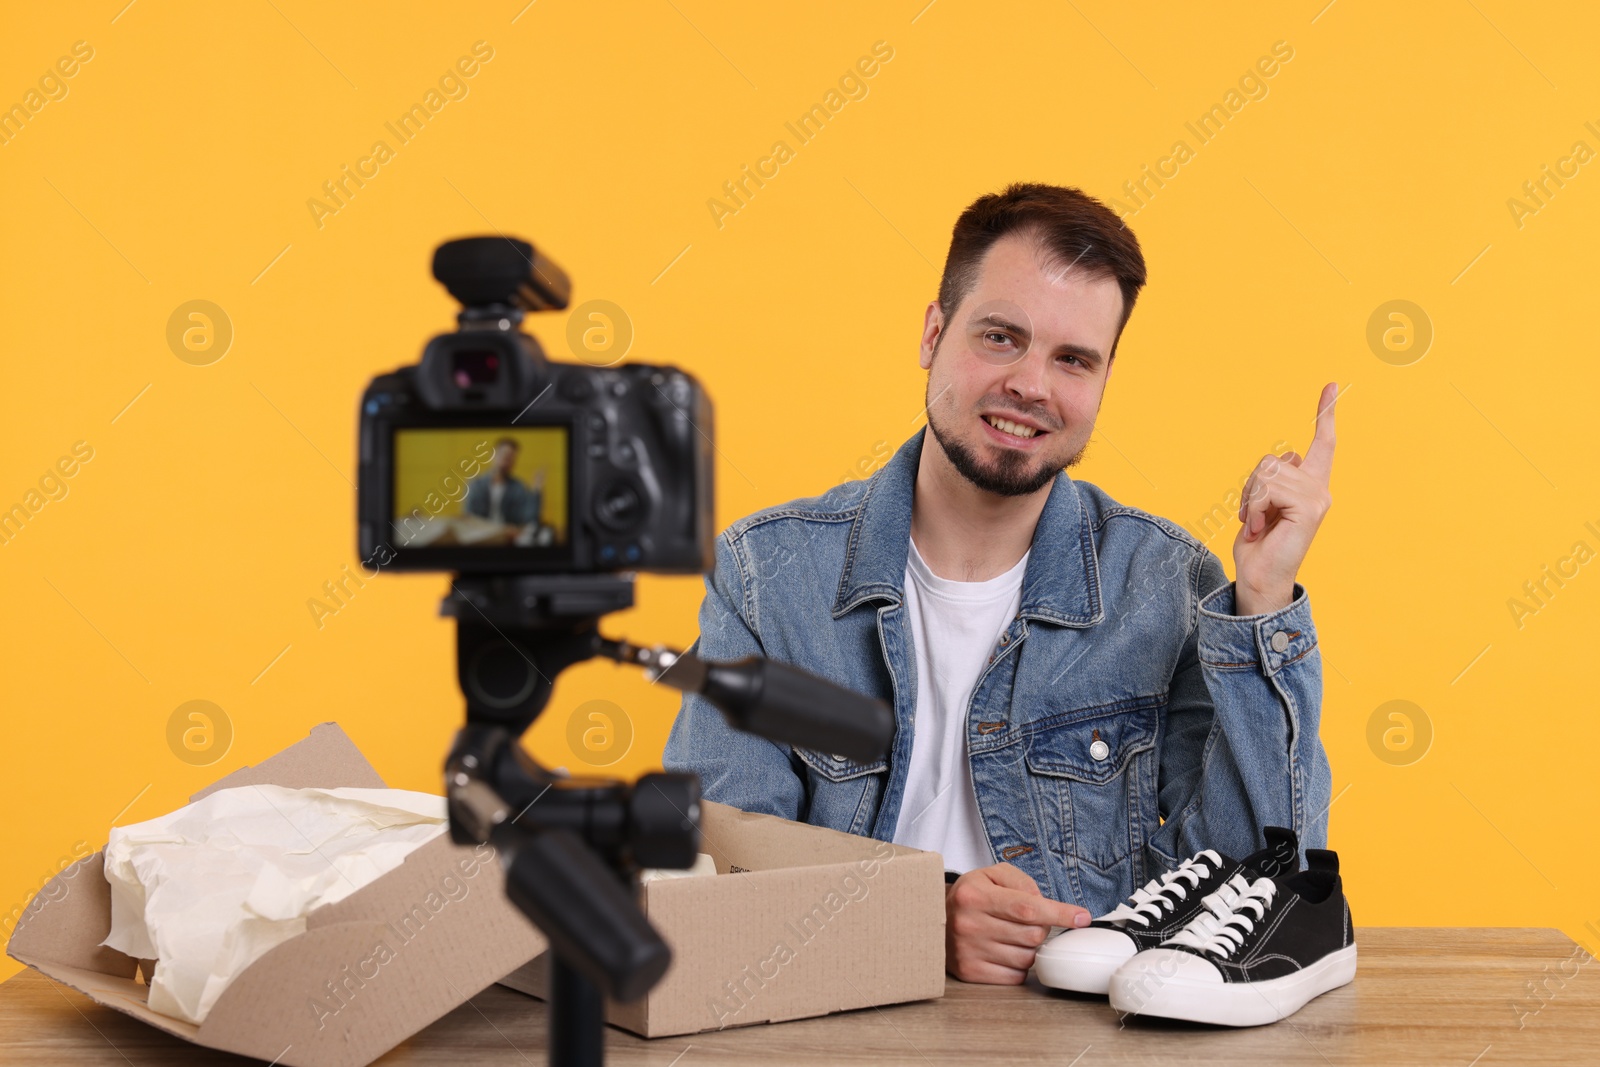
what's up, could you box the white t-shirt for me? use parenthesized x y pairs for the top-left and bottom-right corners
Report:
(488, 480), (507, 523)
(891, 535), (1029, 873)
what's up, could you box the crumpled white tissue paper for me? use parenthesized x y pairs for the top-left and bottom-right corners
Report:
(101, 784), (447, 1025)
(639, 852), (717, 883)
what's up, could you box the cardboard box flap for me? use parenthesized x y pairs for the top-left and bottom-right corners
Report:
(303, 830), (525, 936)
(16, 957), (200, 1041)
(196, 863), (546, 1067)
(6, 852), (138, 978)
(699, 801), (926, 872)
(192, 721), (385, 801)
(197, 919), (482, 1067)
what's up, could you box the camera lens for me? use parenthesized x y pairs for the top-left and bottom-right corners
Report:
(595, 477), (645, 533)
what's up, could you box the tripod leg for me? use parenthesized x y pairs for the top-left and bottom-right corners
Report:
(549, 951), (605, 1067)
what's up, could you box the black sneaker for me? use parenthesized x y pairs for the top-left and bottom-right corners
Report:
(1033, 827), (1299, 994)
(1108, 848), (1357, 1026)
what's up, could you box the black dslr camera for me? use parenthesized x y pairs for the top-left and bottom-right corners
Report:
(356, 237), (892, 1067)
(357, 235), (714, 575)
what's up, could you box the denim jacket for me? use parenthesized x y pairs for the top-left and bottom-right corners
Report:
(663, 428), (1332, 916)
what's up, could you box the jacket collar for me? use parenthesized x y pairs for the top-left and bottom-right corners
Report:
(831, 427), (1104, 626)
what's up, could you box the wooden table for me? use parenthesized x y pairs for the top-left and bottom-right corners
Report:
(2, 929), (1596, 1065)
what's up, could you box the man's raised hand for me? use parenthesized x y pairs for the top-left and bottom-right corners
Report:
(1232, 381), (1338, 615)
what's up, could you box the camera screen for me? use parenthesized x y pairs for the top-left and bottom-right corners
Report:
(392, 427), (569, 550)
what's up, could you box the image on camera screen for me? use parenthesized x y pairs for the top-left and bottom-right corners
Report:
(392, 427), (568, 549)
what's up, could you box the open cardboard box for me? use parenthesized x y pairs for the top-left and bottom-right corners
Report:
(6, 722), (548, 1067)
(500, 800), (947, 1036)
(8, 722), (948, 1059)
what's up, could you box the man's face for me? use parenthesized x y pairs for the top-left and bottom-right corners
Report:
(919, 232), (1123, 496)
(494, 443), (518, 474)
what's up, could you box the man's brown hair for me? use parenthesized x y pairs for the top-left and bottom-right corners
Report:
(937, 182), (1148, 360)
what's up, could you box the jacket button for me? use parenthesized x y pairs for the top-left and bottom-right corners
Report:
(1270, 631), (1290, 652)
(1089, 739), (1110, 761)
(831, 753), (846, 762)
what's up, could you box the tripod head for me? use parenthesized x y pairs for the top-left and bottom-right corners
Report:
(439, 573), (895, 1005)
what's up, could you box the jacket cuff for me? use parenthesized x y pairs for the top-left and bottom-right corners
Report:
(1197, 581), (1315, 678)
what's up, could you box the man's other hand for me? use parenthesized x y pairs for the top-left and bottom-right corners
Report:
(945, 863), (1090, 984)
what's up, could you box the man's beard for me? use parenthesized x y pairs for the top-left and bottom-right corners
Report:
(925, 394), (1086, 497)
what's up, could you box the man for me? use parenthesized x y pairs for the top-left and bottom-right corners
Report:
(463, 437), (545, 534)
(663, 182), (1336, 984)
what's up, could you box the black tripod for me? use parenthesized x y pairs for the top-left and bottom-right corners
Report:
(440, 574), (893, 1067)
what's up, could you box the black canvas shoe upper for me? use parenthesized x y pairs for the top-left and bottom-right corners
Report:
(1087, 826), (1300, 953)
(1161, 848), (1356, 983)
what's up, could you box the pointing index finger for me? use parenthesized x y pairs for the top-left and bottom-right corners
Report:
(1303, 381), (1338, 477)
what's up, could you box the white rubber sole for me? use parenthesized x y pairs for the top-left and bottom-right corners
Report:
(1034, 947), (1132, 995)
(1109, 943), (1357, 1026)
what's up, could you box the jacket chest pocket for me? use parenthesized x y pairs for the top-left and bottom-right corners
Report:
(1021, 698), (1160, 873)
(792, 746), (887, 836)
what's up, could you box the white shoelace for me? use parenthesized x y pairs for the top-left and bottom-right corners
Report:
(1166, 872), (1278, 959)
(1100, 849), (1226, 928)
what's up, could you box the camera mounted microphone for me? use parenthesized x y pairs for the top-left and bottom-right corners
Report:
(597, 638), (894, 763)
(432, 235), (571, 323)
